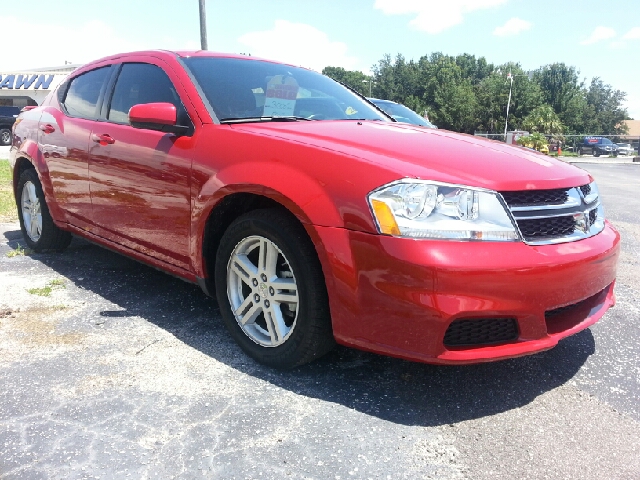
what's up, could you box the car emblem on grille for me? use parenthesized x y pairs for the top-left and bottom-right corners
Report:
(574, 211), (589, 233)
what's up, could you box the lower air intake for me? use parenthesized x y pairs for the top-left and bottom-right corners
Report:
(444, 318), (519, 347)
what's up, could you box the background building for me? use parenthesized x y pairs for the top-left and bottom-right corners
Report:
(0, 64), (79, 107)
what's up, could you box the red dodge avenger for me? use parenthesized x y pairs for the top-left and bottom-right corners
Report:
(10, 51), (619, 368)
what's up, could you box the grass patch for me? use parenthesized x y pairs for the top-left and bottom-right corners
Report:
(551, 152), (578, 157)
(27, 278), (66, 297)
(6, 243), (31, 258)
(27, 286), (52, 296)
(0, 159), (17, 222)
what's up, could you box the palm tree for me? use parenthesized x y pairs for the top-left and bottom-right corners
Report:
(522, 104), (565, 135)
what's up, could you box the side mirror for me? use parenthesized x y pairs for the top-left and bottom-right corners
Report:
(129, 102), (190, 135)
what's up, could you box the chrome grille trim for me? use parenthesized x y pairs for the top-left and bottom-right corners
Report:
(499, 185), (605, 245)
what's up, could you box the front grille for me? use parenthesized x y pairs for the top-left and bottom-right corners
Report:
(501, 188), (569, 207)
(500, 184), (601, 245)
(517, 216), (576, 239)
(444, 318), (518, 347)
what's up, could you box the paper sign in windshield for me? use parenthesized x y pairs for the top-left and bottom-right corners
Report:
(264, 76), (299, 117)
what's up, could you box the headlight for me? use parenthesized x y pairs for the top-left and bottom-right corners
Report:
(368, 180), (520, 241)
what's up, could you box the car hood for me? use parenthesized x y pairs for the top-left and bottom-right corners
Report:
(232, 121), (590, 191)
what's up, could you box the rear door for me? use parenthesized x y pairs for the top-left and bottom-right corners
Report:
(88, 61), (195, 270)
(41, 66), (113, 229)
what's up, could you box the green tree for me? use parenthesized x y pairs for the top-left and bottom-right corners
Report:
(522, 104), (565, 135)
(424, 56), (478, 132)
(517, 132), (548, 151)
(533, 63), (582, 112)
(321, 66), (369, 95)
(586, 78), (629, 135)
(324, 53), (629, 136)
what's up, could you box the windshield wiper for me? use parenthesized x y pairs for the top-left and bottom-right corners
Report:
(219, 116), (314, 124)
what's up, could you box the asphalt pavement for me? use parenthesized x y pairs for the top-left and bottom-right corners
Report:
(0, 163), (639, 479)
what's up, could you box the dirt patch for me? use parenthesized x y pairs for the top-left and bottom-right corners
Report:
(0, 303), (84, 363)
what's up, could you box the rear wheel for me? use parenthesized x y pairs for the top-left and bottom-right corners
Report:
(17, 168), (72, 252)
(215, 209), (334, 368)
(593, 148), (600, 157)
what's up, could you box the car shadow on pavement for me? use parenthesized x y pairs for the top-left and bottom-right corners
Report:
(4, 229), (595, 428)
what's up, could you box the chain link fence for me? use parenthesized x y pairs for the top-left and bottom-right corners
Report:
(474, 132), (640, 157)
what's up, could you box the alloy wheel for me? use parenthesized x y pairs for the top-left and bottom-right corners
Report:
(21, 180), (42, 242)
(226, 235), (299, 347)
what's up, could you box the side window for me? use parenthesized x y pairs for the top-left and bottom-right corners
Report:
(63, 67), (111, 119)
(108, 63), (189, 125)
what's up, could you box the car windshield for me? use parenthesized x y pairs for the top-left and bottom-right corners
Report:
(601, 138), (613, 145)
(182, 57), (388, 123)
(370, 100), (435, 128)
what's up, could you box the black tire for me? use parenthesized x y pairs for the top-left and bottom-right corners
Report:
(0, 128), (11, 146)
(214, 208), (334, 368)
(593, 148), (600, 157)
(16, 168), (72, 252)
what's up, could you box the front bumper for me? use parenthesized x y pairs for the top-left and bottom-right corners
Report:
(315, 222), (620, 364)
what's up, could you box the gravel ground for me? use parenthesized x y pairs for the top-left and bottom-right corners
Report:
(0, 164), (639, 479)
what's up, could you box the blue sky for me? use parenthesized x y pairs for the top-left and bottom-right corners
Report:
(2, 0), (639, 118)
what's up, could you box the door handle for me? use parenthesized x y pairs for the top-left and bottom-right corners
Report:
(91, 133), (115, 145)
(39, 124), (55, 134)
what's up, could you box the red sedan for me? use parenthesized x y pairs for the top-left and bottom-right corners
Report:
(9, 50), (619, 368)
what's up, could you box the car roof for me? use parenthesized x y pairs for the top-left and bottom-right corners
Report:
(73, 50), (308, 77)
(367, 98), (396, 105)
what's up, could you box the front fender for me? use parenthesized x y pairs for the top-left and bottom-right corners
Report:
(191, 160), (345, 275)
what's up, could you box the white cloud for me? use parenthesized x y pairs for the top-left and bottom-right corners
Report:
(622, 27), (640, 40)
(238, 20), (358, 72)
(580, 26), (616, 45)
(0, 15), (197, 70)
(493, 18), (532, 37)
(374, 0), (508, 34)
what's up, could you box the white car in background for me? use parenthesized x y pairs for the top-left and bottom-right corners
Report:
(368, 98), (437, 129)
(616, 143), (634, 156)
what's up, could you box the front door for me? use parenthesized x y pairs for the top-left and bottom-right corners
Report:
(88, 62), (194, 270)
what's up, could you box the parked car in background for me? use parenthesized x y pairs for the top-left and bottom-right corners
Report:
(581, 137), (618, 157)
(10, 50), (619, 369)
(368, 98), (437, 128)
(0, 106), (21, 146)
(616, 143), (634, 156)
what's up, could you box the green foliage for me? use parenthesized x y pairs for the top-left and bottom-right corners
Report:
(6, 243), (31, 258)
(321, 66), (369, 95)
(517, 132), (548, 151)
(0, 159), (18, 221)
(324, 53), (629, 135)
(522, 104), (565, 135)
(585, 78), (629, 135)
(26, 279), (66, 297)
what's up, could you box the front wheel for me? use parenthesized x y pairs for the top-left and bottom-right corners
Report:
(17, 168), (72, 252)
(593, 148), (600, 157)
(0, 128), (11, 146)
(215, 209), (334, 368)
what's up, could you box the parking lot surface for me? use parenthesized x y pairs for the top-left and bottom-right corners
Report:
(1, 163), (639, 479)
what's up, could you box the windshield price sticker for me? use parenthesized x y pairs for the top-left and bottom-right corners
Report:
(264, 76), (299, 117)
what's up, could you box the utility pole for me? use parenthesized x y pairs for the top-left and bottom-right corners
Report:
(504, 72), (513, 137)
(198, 0), (208, 50)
